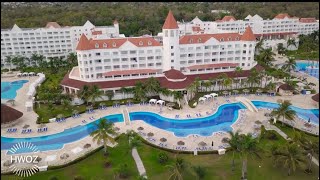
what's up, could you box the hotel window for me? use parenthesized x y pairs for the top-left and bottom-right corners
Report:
(198, 38), (202, 43)
(170, 30), (174, 37)
(148, 41), (152, 45)
(139, 41), (143, 46)
(220, 38), (224, 41)
(165, 30), (168, 37)
(96, 53), (100, 56)
(171, 46), (174, 49)
(103, 43), (107, 48)
(112, 42), (116, 47)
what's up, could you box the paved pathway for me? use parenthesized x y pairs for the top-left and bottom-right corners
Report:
(132, 147), (147, 178)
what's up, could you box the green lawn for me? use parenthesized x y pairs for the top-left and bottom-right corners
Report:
(286, 50), (319, 60)
(2, 131), (318, 180)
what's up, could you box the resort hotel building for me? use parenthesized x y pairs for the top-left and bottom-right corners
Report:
(177, 13), (319, 51)
(61, 11), (262, 99)
(1, 20), (120, 68)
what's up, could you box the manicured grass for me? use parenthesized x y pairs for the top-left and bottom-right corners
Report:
(2, 130), (319, 180)
(286, 50), (319, 60)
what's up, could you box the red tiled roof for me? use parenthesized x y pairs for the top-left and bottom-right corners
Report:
(187, 63), (239, 70)
(61, 65), (264, 90)
(162, 10), (179, 29)
(92, 31), (102, 35)
(241, 26), (256, 41)
(164, 69), (186, 80)
(221, 16), (236, 21)
(299, 18), (317, 23)
(103, 69), (160, 76)
(179, 33), (242, 44)
(45, 22), (61, 28)
(76, 34), (161, 50)
(274, 13), (291, 19)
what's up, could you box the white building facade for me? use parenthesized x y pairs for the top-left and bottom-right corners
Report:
(61, 11), (259, 96)
(1, 20), (120, 68)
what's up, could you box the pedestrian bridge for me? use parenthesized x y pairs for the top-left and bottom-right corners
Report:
(236, 97), (258, 112)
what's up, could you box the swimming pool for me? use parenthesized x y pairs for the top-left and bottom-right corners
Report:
(252, 101), (319, 125)
(1, 80), (29, 99)
(130, 103), (246, 137)
(296, 61), (319, 79)
(1, 114), (124, 154)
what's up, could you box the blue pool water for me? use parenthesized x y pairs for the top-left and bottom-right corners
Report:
(130, 103), (246, 137)
(252, 101), (319, 125)
(296, 61), (319, 79)
(1, 114), (123, 154)
(1, 80), (29, 99)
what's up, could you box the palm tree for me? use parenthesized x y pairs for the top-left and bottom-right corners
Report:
(273, 143), (306, 176)
(5, 56), (12, 71)
(90, 118), (115, 153)
(67, 52), (78, 67)
(105, 90), (114, 101)
(79, 85), (91, 105)
(194, 77), (201, 92)
(166, 157), (186, 180)
(282, 56), (297, 74)
(203, 81), (212, 92)
(234, 67), (243, 89)
(173, 91), (183, 108)
(223, 77), (232, 90)
(218, 73), (227, 90)
(88, 85), (104, 106)
(145, 77), (160, 96)
(160, 87), (172, 97)
(133, 81), (146, 101)
(227, 130), (242, 171)
(247, 69), (260, 88)
(120, 87), (129, 99)
(238, 134), (261, 180)
(186, 82), (197, 100)
(271, 100), (296, 126)
(192, 166), (206, 180)
(258, 48), (276, 67)
(287, 38), (297, 48)
(255, 38), (264, 54)
(266, 82), (276, 92)
(208, 77), (216, 91)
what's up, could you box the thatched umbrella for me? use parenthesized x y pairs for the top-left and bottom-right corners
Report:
(232, 90), (239, 95)
(57, 114), (64, 119)
(23, 124), (30, 129)
(160, 138), (167, 142)
(243, 89), (249, 94)
(222, 91), (229, 96)
(6, 99), (15, 106)
(60, 153), (69, 159)
(72, 110), (79, 115)
(221, 137), (230, 143)
(114, 127), (120, 131)
(137, 127), (144, 131)
(177, 141), (185, 146)
(255, 120), (262, 124)
(1, 104), (23, 124)
(312, 93), (319, 103)
(86, 106), (93, 110)
(3, 160), (14, 166)
(166, 102), (175, 107)
(256, 89), (263, 93)
(83, 143), (91, 149)
(198, 141), (207, 146)
(147, 132), (154, 137)
(36, 157), (42, 162)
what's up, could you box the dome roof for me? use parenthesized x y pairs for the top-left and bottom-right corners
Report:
(164, 69), (186, 80)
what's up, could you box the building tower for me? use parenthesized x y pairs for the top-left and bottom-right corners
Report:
(162, 10), (180, 71)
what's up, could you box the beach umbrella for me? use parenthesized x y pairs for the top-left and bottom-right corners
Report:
(166, 102), (175, 107)
(255, 120), (262, 124)
(99, 102), (105, 106)
(23, 124), (30, 129)
(243, 89), (249, 94)
(83, 143), (91, 149)
(114, 127), (120, 131)
(36, 157), (42, 162)
(1, 104), (23, 124)
(312, 93), (319, 103)
(256, 89), (263, 93)
(160, 138), (167, 142)
(147, 132), (154, 137)
(60, 153), (69, 160)
(198, 141), (207, 146)
(232, 90), (239, 95)
(72, 110), (79, 115)
(222, 91), (229, 96)
(137, 127), (144, 131)
(221, 137), (230, 143)
(57, 114), (64, 119)
(177, 141), (185, 145)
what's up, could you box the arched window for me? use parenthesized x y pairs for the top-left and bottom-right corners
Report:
(249, 44), (253, 47)
(103, 43), (107, 48)
(220, 38), (224, 42)
(198, 38), (202, 43)
(112, 42), (116, 47)
(148, 41), (152, 45)
(139, 41), (143, 46)
(228, 36), (232, 41)
(235, 36), (240, 40)
(189, 38), (193, 43)
(95, 43), (99, 48)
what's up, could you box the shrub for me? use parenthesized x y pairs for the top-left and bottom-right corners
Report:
(48, 176), (58, 180)
(104, 161), (111, 168)
(115, 163), (130, 178)
(265, 131), (278, 140)
(158, 152), (169, 164)
(74, 175), (84, 180)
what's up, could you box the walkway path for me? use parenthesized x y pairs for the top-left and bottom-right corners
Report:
(132, 147), (147, 178)
(262, 121), (319, 166)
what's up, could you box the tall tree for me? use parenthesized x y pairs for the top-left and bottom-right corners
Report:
(145, 77), (160, 96)
(234, 66), (243, 89)
(79, 85), (91, 105)
(88, 85), (104, 105)
(90, 118), (115, 153)
(173, 91), (183, 108)
(258, 48), (276, 67)
(271, 100), (296, 126)
(227, 130), (242, 172)
(282, 56), (297, 74)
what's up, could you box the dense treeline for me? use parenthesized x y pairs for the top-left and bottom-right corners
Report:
(1, 2), (319, 36)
